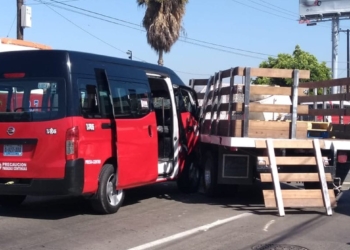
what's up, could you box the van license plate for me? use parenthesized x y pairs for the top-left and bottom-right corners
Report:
(3, 145), (23, 156)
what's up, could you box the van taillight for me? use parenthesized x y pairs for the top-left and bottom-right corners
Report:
(66, 126), (79, 161)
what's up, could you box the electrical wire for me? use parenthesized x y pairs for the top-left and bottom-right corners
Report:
(250, 0), (297, 17)
(44, 0), (274, 57)
(258, 0), (299, 16)
(28, 0), (80, 5)
(6, 15), (16, 37)
(35, 0), (349, 68)
(231, 0), (297, 21)
(33, 0), (211, 76)
(35, 0), (126, 54)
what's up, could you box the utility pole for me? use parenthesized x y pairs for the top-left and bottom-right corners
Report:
(339, 29), (350, 92)
(17, 0), (24, 40)
(331, 17), (339, 94)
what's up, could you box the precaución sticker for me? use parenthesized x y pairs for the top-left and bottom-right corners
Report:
(0, 162), (27, 171)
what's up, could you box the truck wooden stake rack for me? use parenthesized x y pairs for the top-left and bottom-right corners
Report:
(190, 66), (350, 216)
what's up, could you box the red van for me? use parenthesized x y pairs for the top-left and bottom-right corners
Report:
(0, 50), (200, 214)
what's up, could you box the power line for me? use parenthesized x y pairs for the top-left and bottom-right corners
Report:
(230, 0), (296, 21)
(6, 15), (17, 37)
(250, 0), (296, 17)
(258, 0), (298, 16)
(232, 0), (332, 30)
(179, 39), (266, 60)
(183, 37), (275, 57)
(37, 0), (347, 66)
(28, 0), (79, 5)
(45, 0), (274, 58)
(34, 0), (126, 54)
(48, 0), (141, 27)
(36, 1), (145, 32)
(34, 0), (211, 76)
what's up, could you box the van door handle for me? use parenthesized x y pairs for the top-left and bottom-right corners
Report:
(102, 123), (112, 129)
(148, 125), (152, 137)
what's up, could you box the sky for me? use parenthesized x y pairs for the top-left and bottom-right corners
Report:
(1, 0), (350, 85)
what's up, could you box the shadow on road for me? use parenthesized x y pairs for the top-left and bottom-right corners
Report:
(0, 195), (93, 220)
(334, 189), (350, 217)
(123, 181), (328, 217)
(1, 180), (348, 220)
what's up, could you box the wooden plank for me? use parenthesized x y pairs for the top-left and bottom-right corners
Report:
(255, 139), (326, 149)
(263, 190), (336, 208)
(205, 103), (243, 112)
(250, 85), (308, 97)
(309, 109), (350, 116)
(260, 173), (333, 182)
(220, 69), (232, 78)
(266, 139), (285, 216)
(250, 121), (308, 130)
(314, 139), (333, 215)
(190, 79), (209, 86)
(308, 122), (330, 130)
(264, 189), (336, 199)
(219, 85), (308, 96)
(197, 92), (205, 99)
(235, 67), (310, 79)
(249, 103), (308, 114)
(248, 130), (307, 139)
(300, 77), (350, 88)
(251, 121), (307, 129)
(257, 156), (329, 166)
(299, 93), (350, 103)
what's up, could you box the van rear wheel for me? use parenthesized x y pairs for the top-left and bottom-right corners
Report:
(90, 164), (125, 214)
(0, 195), (26, 207)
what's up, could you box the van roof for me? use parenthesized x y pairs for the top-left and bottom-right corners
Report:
(0, 49), (185, 86)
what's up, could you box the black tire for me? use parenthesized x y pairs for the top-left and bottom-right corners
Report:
(0, 195), (26, 207)
(177, 154), (200, 193)
(202, 151), (219, 197)
(90, 164), (125, 214)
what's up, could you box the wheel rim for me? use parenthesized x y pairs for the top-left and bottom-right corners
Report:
(106, 174), (123, 206)
(188, 162), (199, 187)
(204, 160), (211, 187)
(189, 163), (199, 183)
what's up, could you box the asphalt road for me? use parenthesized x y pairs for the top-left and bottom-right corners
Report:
(0, 183), (349, 250)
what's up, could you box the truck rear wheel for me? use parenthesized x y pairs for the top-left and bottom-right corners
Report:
(90, 164), (125, 214)
(202, 151), (219, 197)
(0, 195), (26, 207)
(177, 153), (200, 193)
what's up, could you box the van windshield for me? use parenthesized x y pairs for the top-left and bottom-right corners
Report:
(0, 79), (65, 122)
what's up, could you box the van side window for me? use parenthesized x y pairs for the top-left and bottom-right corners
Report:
(180, 89), (195, 113)
(78, 79), (106, 118)
(110, 80), (150, 118)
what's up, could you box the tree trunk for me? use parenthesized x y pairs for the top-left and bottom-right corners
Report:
(158, 50), (164, 66)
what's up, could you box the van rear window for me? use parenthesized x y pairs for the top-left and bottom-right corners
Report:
(0, 79), (65, 122)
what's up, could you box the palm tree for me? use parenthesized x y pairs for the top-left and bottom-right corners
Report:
(137, 0), (189, 66)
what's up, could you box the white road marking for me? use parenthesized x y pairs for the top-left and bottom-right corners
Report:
(128, 213), (252, 250)
(263, 220), (275, 232)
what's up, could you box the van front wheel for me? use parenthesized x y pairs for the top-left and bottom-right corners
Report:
(177, 154), (200, 193)
(90, 164), (125, 214)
